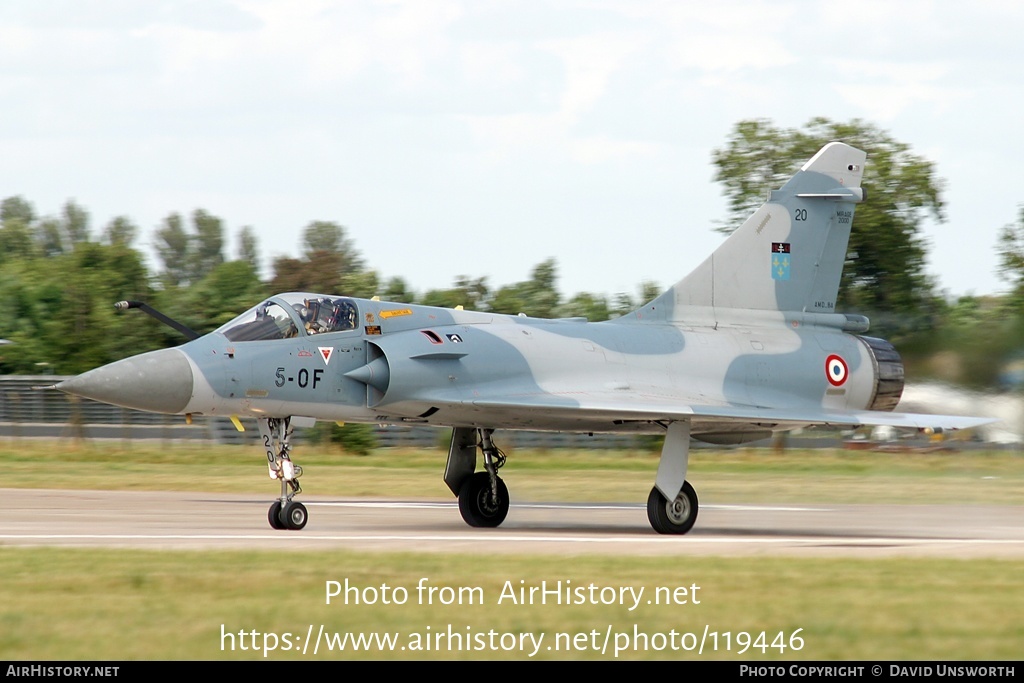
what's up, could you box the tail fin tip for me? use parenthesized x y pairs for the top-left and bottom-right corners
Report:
(799, 141), (867, 191)
(643, 142), (867, 319)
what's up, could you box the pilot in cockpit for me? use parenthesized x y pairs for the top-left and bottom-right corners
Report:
(299, 297), (358, 335)
(331, 298), (358, 332)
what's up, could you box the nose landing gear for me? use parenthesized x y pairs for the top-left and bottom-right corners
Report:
(259, 417), (307, 530)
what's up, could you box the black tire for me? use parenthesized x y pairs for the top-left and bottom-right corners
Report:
(458, 472), (509, 528)
(268, 501), (286, 530)
(283, 501), (308, 530)
(646, 481), (698, 535)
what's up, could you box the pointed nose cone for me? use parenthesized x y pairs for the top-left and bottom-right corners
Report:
(56, 348), (194, 414)
(344, 356), (391, 393)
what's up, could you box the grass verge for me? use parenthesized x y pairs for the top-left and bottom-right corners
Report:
(1, 547), (1021, 660)
(3, 440), (1022, 504)
(2, 441), (1021, 661)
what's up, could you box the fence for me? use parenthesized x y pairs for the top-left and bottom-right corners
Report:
(0, 375), (644, 449)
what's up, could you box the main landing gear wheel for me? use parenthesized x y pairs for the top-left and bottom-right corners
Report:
(458, 471), (509, 528)
(647, 481), (698, 535)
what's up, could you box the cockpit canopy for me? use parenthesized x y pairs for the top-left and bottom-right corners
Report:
(217, 293), (359, 342)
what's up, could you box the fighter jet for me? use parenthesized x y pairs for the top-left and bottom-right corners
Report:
(55, 142), (992, 534)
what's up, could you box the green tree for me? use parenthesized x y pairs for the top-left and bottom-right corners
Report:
(61, 200), (90, 247)
(188, 209), (225, 282)
(489, 259), (560, 318)
(420, 288), (470, 309)
(309, 421), (378, 455)
(183, 260), (267, 332)
(301, 221), (364, 273)
(1, 197), (41, 262)
(0, 219), (37, 263)
(155, 213), (190, 287)
(1, 196), (35, 226)
(420, 276), (489, 310)
(270, 221), (365, 294)
(237, 226), (259, 270)
(0, 242), (163, 373)
(340, 270), (380, 299)
(36, 218), (63, 257)
(712, 118), (942, 315)
(154, 209), (227, 288)
(555, 292), (610, 321)
(637, 281), (661, 306)
(270, 251), (345, 293)
(996, 205), (1024, 306)
(610, 292), (636, 319)
(382, 276), (415, 303)
(595, 281), (663, 320)
(103, 216), (138, 247)
(268, 257), (304, 293)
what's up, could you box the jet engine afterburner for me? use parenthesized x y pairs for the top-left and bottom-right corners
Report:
(856, 335), (905, 412)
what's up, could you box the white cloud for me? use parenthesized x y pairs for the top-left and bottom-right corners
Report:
(832, 60), (967, 120)
(833, 60), (951, 84)
(568, 135), (661, 164)
(665, 34), (796, 74)
(239, 0), (461, 89)
(604, 0), (797, 73)
(539, 32), (644, 120)
(460, 30), (655, 163)
(459, 41), (526, 87)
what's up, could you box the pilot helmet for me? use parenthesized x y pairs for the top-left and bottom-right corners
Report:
(292, 302), (313, 324)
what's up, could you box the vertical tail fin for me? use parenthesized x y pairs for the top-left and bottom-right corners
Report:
(656, 142), (866, 316)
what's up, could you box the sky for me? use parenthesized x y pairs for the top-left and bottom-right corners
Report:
(1, 0), (1022, 304)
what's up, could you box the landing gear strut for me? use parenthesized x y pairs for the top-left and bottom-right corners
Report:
(259, 417), (307, 530)
(448, 428), (510, 528)
(648, 420), (699, 534)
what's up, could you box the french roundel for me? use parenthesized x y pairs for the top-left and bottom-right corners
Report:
(825, 354), (848, 386)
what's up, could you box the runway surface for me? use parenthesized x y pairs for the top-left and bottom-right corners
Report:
(3, 488), (1023, 557)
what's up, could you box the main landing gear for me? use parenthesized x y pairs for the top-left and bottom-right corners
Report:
(259, 417), (307, 530)
(646, 420), (699, 534)
(445, 428), (510, 528)
(444, 423), (701, 534)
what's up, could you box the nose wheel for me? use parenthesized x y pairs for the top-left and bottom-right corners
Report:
(268, 500), (308, 530)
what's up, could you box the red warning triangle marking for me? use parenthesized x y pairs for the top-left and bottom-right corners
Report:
(318, 347), (334, 365)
